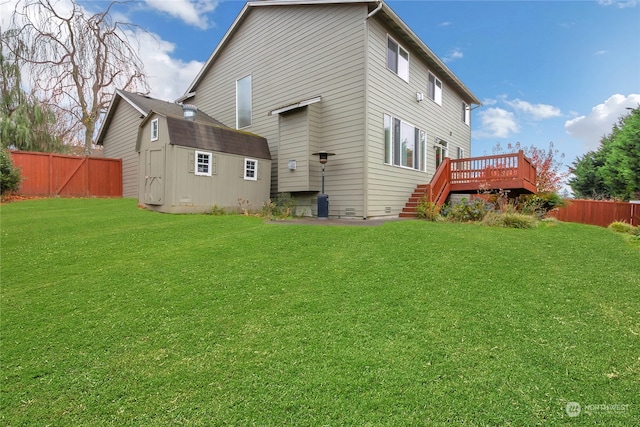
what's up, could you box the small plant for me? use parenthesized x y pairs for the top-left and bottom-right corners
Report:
(481, 211), (538, 229)
(519, 192), (565, 218)
(441, 198), (491, 222)
(208, 205), (227, 216)
(259, 193), (298, 219)
(238, 198), (253, 216)
(608, 221), (637, 235)
(415, 197), (440, 221)
(0, 148), (22, 196)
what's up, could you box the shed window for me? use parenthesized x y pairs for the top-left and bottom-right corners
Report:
(244, 158), (257, 181)
(151, 118), (159, 141)
(195, 150), (212, 176)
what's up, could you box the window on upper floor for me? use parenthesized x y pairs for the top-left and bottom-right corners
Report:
(462, 102), (470, 125)
(384, 113), (426, 172)
(236, 75), (252, 129)
(387, 36), (409, 82)
(244, 158), (257, 181)
(428, 73), (442, 105)
(195, 150), (213, 176)
(151, 118), (159, 141)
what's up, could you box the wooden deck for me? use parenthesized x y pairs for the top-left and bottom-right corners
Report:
(401, 150), (537, 217)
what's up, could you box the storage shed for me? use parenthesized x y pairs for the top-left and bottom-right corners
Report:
(136, 110), (271, 213)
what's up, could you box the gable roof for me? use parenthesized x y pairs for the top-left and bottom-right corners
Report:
(96, 89), (226, 145)
(179, 0), (481, 105)
(136, 112), (271, 161)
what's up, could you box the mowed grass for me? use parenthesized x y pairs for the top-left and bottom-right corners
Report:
(1, 198), (639, 426)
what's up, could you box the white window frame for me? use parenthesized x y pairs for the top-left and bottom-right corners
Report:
(195, 150), (212, 177)
(458, 147), (465, 159)
(462, 102), (470, 125)
(428, 73), (443, 106)
(244, 158), (258, 181)
(383, 113), (426, 172)
(236, 75), (252, 129)
(386, 36), (409, 82)
(151, 118), (159, 141)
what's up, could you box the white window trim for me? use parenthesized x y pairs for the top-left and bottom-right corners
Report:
(386, 35), (409, 82)
(244, 158), (258, 181)
(195, 150), (212, 177)
(236, 75), (252, 129)
(383, 113), (427, 173)
(463, 102), (470, 125)
(151, 118), (159, 141)
(428, 72), (443, 106)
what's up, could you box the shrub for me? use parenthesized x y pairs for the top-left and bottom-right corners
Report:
(608, 221), (638, 235)
(518, 192), (565, 218)
(260, 193), (298, 219)
(415, 197), (440, 221)
(208, 205), (227, 216)
(441, 198), (492, 222)
(481, 211), (538, 229)
(0, 149), (22, 195)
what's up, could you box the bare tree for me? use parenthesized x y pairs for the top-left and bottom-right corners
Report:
(6, 0), (149, 154)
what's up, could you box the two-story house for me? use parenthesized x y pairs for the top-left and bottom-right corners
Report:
(178, 0), (482, 218)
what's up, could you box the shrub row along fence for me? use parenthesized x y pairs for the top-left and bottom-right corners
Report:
(551, 199), (639, 227)
(10, 150), (122, 198)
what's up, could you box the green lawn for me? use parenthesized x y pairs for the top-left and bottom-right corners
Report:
(1, 198), (638, 426)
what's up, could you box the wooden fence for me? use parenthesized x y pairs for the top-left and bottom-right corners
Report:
(10, 150), (122, 197)
(552, 199), (639, 227)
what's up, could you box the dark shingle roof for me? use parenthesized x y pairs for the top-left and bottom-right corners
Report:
(165, 116), (271, 160)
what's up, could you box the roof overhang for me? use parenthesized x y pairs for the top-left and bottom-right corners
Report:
(269, 96), (322, 115)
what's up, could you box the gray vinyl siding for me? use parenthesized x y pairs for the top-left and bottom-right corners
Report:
(101, 101), (141, 198)
(365, 17), (472, 217)
(138, 115), (270, 213)
(191, 4), (368, 217)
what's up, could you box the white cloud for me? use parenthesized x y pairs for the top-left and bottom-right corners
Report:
(443, 48), (463, 63)
(504, 98), (562, 120)
(597, 0), (638, 8)
(564, 93), (640, 150)
(594, 50), (608, 55)
(144, 0), (218, 29)
(439, 21), (452, 27)
(131, 30), (203, 101)
(474, 108), (519, 139)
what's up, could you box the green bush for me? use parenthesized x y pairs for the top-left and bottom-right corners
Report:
(440, 198), (492, 222)
(415, 197), (440, 221)
(0, 149), (21, 195)
(608, 221), (637, 235)
(519, 192), (564, 217)
(261, 193), (298, 219)
(481, 211), (538, 229)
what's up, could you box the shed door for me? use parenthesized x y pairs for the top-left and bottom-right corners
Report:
(144, 148), (164, 205)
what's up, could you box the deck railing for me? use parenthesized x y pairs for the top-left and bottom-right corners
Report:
(425, 150), (537, 205)
(449, 150), (536, 189)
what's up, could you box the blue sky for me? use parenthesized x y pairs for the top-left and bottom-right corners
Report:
(3, 0), (639, 175)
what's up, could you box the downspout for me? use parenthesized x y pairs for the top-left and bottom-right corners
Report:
(362, 1), (382, 219)
(367, 0), (383, 19)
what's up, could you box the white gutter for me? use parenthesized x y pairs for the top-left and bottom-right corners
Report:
(366, 0), (382, 19)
